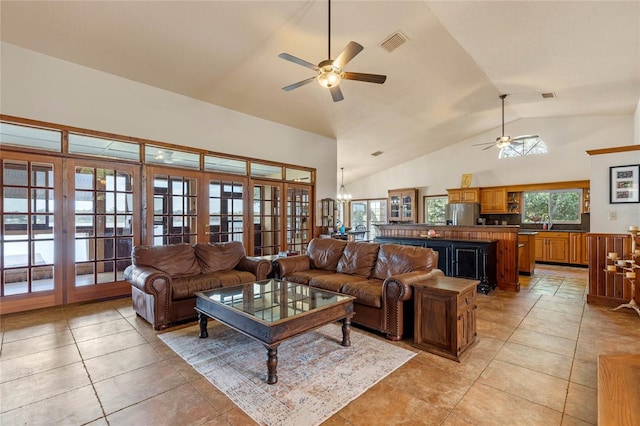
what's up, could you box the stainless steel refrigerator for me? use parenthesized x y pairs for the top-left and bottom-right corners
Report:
(445, 203), (480, 226)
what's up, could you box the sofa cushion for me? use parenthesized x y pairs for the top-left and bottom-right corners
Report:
(282, 269), (335, 285)
(132, 243), (201, 277)
(336, 242), (380, 277)
(171, 270), (256, 300)
(308, 273), (365, 293)
(341, 279), (383, 308)
(373, 244), (436, 280)
(307, 238), (348, 271)
(194, 241), (246, 273)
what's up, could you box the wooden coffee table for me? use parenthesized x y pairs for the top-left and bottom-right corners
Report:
(195, 279), (355, 384)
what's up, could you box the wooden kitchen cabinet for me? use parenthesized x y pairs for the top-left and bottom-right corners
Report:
(447, 187), (480, 204)
(388, 188), (418, 223)
(413, 276), (478, 362)
(535, 231), (569, 263)
(507, 192), (521, 213)
(569, 232), (589, 265)
(518, 233), (536, 275)
(480, 187), (508, 214)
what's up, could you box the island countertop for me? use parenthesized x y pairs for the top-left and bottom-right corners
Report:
(376, 224), (520, 292)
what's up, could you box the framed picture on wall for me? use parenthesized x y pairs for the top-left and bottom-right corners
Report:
(610, 164), (640, 203)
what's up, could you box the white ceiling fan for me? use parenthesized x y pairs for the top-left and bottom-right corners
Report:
(474, 94), (538, 150)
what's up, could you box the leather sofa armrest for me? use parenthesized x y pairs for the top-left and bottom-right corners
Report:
(124, 264), (172, 295)
(383, 269), (445, 301)
(237, 257), (272, 280)
(273, 255), (311, 279)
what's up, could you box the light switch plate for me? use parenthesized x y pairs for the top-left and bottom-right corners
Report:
(608, 211), (617, 220)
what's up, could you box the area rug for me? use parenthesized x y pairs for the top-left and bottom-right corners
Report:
(158, 323), (417, 426)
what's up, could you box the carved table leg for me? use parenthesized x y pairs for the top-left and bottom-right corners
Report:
(266, 345), (279, 384)
(198, 312), (209, 338)
(341, 316), (352, 347)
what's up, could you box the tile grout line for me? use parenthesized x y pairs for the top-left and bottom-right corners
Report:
(439, 292), (544, 425)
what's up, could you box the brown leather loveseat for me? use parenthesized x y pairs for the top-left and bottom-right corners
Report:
(124, 241), (271, 330)
(273, 238), (442, 340)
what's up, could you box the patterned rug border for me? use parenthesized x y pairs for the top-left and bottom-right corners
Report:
(158, 323), (417, 426)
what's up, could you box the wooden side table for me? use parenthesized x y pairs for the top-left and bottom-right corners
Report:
(413, 276), (478, 361)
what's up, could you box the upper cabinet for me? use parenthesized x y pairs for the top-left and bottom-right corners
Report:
(583, 189), (590, 213)
(447, 187), (480, 204)
(388, 188), (418, 223)
(507, 192), (521, 214)
(480, 187), (508, 214)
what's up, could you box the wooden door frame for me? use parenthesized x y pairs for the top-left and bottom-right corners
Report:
(0, 152), (64, 314)
(65, 159), (141, 304)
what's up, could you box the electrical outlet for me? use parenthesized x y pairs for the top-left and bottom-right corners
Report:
(608, 211), (617, 220)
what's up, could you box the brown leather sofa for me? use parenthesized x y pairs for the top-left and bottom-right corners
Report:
(124, 241), (271, 330)
(273, 238), (443, 340)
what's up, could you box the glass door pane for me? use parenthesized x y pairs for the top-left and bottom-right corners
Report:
(286, 184), (311, 254)
(368, 200), (387, 240)
(149, 169), (198, 246)
(252, 181), (282, 256)
(1, 154), (63, 313)
(207, 178), (245, 243)
(68, 161), (139, 303)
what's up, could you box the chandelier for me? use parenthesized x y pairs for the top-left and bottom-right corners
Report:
(336, 167), (351, 201)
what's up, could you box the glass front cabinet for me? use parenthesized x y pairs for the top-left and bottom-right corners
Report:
(388, 188), (418, 223)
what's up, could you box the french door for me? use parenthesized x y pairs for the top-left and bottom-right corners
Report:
(1, 153), (63, 314)
(286, 183), (312, 254)
(252, 180), (282, 256)
(146, 167), (249, 247)
(66, 159), (140, 303)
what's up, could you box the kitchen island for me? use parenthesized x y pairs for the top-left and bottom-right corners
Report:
(376, 224), (520, 292)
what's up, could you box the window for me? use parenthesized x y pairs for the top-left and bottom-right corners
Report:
(499, 136), (548, 159)
(69, 134), (140, 161)
(424, 196), (447, 225)
(349, 199), (387, 240)
(522, 190), (582, 224)
(1, 122), (61, 152)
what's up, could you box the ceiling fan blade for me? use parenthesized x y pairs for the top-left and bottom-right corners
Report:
(343, 72), (387, 84)
(282, 77), (316, 92)
(472, 142), (496, 146)
(483, 145), (496, 151)
(513, 134), (539, 141)
(333, 41), (364, 69)
(278, 53), (319, 71)
(330, 85), (344, 102)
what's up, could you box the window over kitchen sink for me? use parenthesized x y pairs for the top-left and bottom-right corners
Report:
(522, 189), (582, 225)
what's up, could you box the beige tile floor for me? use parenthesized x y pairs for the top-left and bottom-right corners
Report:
(2, 264), (639, 425)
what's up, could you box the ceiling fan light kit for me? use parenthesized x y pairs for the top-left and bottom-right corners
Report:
(278, 0), (386, 101)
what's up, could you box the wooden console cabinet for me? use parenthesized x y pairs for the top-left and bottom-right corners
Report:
(413, 276), (478, 361)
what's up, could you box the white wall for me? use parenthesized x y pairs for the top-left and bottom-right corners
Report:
(635, 99), (640, 144)
(589, 149), (640, 233)
(347, 115), (635, 202)
(0, 42), (338, 203)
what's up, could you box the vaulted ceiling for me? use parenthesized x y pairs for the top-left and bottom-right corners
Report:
(1, 1), (639, 184)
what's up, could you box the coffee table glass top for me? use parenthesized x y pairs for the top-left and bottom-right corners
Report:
(197, 279), (353, 323)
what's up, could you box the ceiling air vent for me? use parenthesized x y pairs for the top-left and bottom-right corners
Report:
(380, 31), (408, 52)
(371, 150), (383, 157)
(541, 92), (556, 99)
